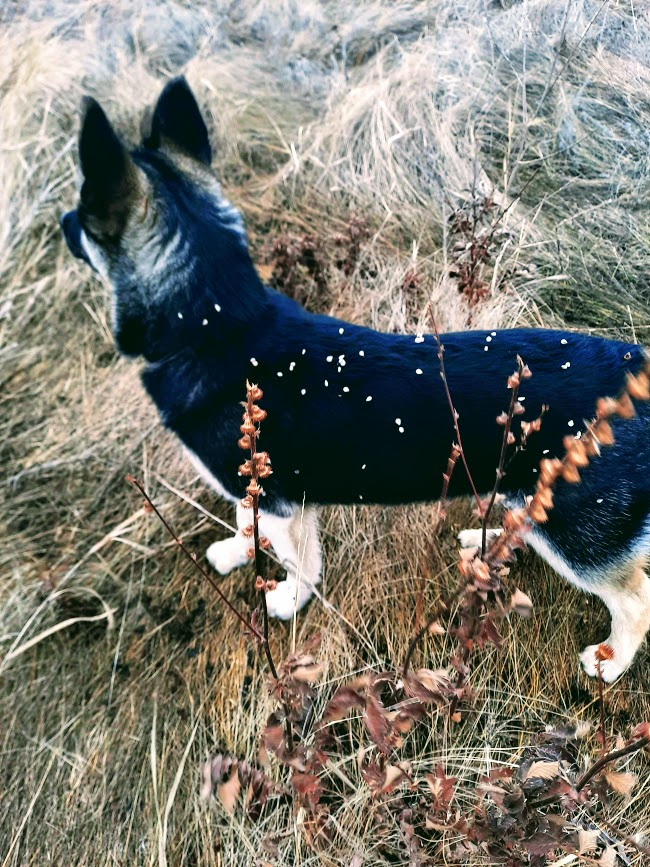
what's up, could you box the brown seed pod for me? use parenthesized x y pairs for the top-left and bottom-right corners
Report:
(249, 407), (267, 423)
(562, 463), (581, 484)
(594, 419), (615, 445)
(626, 371), (650, 400)
(564, 438), (589, 467)
(615, 392), (636, 419)
(246, 381), (263, 400)
(539, 458), (563, 486)
(534, 483), (554, 509)
(595, 643), (615, 662)
(596, 397), (618, 419)
(502, 508), (528, 532)
(528, 499), (548, 523)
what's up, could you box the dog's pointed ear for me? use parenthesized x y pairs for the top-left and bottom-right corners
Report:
(79, 97), (139, 224)
(145, 76), (212, 165)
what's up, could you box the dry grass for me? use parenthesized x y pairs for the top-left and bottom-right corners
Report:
(2, 0), (650, 864)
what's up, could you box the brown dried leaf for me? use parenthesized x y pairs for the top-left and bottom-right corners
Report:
(521, 760), (560, 782)
(510, 588), (533, 618)
(363, 762), (410, 796)
(262, 720), (285, 754)
(382, 764), (408, 793)
(218, 769), (241, 814)
(364, 695), (395, 754)
(291, 770), (323, 807)
(630, 722), (650, 742)
(291, 662), (325, 683)
(425, 765), (457, 811)
(603, 770), (637, 796)
(598, 847), (618, 867)
(321, 684), (366, 723)
(404, 668), (452, 704)
(578, 828), (600, 854)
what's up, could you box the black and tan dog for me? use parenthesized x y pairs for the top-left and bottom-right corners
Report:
(61, 77), (650, 681)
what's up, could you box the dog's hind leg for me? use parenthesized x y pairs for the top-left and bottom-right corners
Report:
(579, 556), (650, 682)
(261, 506), (322, 620)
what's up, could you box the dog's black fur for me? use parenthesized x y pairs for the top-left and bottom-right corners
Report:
(61, 77), (650, 678)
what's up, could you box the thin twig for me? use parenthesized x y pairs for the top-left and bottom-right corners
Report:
(529, 736), (649, 810)
(244, 389), (279, 680)
(575, 737), (649, 793)
(596, 655), (607, 755)
(402, 584), (465, 679)
(427, 305), (484, 516)
(126, 475), (264, 641)
(240, 384), (294, 753)
(481, 357), (522, 556)
(438, 443), (461, 521)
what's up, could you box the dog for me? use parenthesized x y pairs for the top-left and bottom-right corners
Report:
(61, 77), (650, 682)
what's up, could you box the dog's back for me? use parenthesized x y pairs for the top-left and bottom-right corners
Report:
(144, 306), (648, 514)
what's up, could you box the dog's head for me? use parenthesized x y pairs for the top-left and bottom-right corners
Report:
(61, 77), (263, 358)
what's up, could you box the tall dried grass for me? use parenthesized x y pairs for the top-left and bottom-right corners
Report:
(2, 1), (650, 864)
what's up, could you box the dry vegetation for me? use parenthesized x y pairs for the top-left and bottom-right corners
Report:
(2, 1), (650, 864)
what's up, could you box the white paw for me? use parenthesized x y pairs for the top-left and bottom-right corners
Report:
(579, 643), (631, 682)
(265, 580), (314, 620)
(206, 537), (249, 575)
(458, 528), (502, 549)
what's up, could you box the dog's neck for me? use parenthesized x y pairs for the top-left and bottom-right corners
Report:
(112, 254), (269, 362)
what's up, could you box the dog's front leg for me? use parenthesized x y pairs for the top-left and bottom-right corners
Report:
(259, 506), (322, 620)
(457, 528), (503, 550)
(206, 502), (252, 575)
(206, 504), (322, 618)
